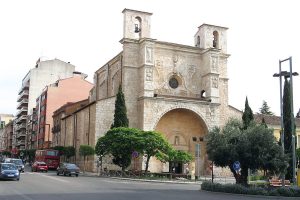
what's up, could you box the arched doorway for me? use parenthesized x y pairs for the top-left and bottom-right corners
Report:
(150, 108), (208, 177)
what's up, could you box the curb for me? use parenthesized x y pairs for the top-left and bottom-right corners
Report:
(80, 173), (201, 185)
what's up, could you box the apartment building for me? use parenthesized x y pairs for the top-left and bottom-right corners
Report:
(32, 74), (93, 149)
(0, 114), (14, 151)
(16, 58), (77, 150)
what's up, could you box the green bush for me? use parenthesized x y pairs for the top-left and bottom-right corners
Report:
(249, 175), (266, 181)
(201, 181), (300, 197)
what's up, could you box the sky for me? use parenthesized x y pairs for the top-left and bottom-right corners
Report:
(0, 0), (299, 117)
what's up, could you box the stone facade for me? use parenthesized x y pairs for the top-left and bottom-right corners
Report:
(60, 102), (96, 172)
(58, 9), (243, 175)
(87, 9), (238, 175)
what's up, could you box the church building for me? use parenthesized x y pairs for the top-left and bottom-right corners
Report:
(57, 8), (241, 176)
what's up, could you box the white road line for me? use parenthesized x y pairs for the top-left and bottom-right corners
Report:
(35, 173), (70, 183)
(11, 188), (35, 200)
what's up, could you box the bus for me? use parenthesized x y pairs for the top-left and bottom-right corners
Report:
(35, 149), (60, 169)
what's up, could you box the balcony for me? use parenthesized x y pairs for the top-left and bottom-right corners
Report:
(18, 83), (29, 95)
(16, 131), (26, 139)
(16, 115), (27, 124)
(16, 140), (25, 146)
(16, 107), (28, 117)
(17, 99), (28, 109)
(15, 123), (26, 131)
(17, 90), (29, 102)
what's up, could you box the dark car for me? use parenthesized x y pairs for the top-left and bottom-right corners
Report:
(0, 163), (20, 181)
(57, 163), (80, 177)
(32, 161), (48, 172)
(5, 158), (25, 172)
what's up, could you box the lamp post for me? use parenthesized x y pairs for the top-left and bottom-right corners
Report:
(273, 56), (298, 184)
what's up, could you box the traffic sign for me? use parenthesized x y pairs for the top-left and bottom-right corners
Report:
(233, 161), (240, 171)
(132, 151), (139, 158)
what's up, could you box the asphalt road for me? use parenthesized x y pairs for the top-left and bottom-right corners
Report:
(0, 169), (294, 200)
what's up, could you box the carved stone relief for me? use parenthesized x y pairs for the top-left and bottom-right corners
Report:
(211, 76), (218, 88)
(145, 47), (153, 64)
(188, 65), (196, 78)
(145, 68), (153, 81)
(172, 54), (178, 73)
(211, 56), (218, 72)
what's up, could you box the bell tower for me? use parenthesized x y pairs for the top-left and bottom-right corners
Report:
(194, 23), (228, 53)
(122, 9), (152, 40)
(195, 24), (229, 104)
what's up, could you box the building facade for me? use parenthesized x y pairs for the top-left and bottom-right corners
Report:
(57, 9), (239, 175)
(93, 9), (238, 176)
(52, 99), (90, 148)
(16, 58), (77, 150)
(53, 9), (300, 176)
(0, 114), (14, 152)
(32, 74), (93, 149)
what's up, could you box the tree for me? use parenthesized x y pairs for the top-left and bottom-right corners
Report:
(156, 149), (193, 167)
(242, 97), (254, 129)
(259, 100), (274, 115)
(53, 146), (65, 156)
(79, 145), (95, 173)
(283, 78), (293, 181)
(64, 146), (75, 162)
(206, 119), (287, 185)
(96, 128), (141, 171)
(139, 131), (172, 172)
(2, 151), (11, 157)
(111, 85), (129, 128)
(27, 149), (36, 163)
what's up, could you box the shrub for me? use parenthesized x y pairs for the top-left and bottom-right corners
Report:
(201, 181), (300, 197)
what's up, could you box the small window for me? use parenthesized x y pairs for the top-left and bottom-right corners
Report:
(196, 36), (200, 47)
(175, 136), (179, 145)
(192, 137), (197, 142)
(213, 31), (219, 48)
(201, 90), (206, 98)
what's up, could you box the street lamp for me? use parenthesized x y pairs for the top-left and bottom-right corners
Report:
(273, 56), (298, 184)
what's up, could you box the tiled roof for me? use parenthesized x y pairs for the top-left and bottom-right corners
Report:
(254, 114), (300, 127)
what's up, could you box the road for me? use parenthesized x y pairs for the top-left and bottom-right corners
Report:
(0, 169), (292, 200)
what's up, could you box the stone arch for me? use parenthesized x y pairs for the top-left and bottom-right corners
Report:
(213, 31), (219, 48)
(151, 105), (208, 131)
(148, 107), (210, 176)
(134, 16), (142, 39)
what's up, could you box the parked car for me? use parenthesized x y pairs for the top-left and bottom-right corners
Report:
(5, 158), (25, 172)
(31, 161), (48, 172)
(0, 163), (20, 181)
(57, 163), (80, 177)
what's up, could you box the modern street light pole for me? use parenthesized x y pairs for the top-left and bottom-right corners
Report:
(273, 56), (298, 184)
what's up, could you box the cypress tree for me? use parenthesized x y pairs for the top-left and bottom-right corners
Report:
(242, 97), (254, 129)
(283, 78), (293, 180)
(111, 85), (129, 128)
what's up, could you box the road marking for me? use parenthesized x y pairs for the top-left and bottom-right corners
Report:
(11, 188), (34, 200)
(36, 173), (70, 183)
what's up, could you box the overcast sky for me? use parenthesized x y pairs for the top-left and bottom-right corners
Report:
(0, 0), (299, 117)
